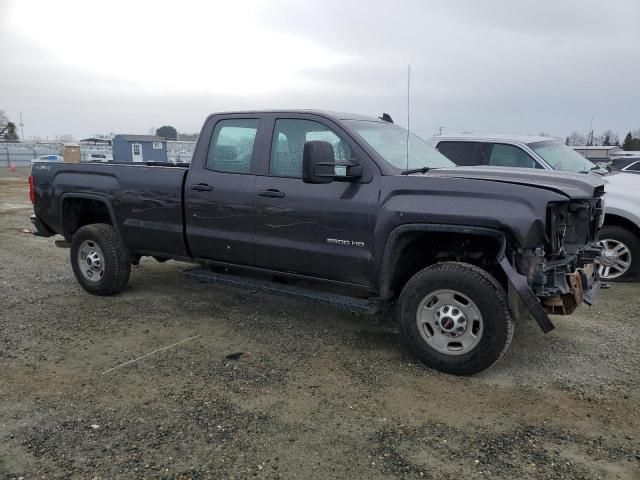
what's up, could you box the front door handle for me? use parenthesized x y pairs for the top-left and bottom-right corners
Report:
(191, 183), (213, 192)
(258, 189), (285, 198)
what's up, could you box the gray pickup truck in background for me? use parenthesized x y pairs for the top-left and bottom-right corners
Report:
(30, 110), (605, 375)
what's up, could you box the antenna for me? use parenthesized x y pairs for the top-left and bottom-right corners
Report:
(406, 64), (411, 169)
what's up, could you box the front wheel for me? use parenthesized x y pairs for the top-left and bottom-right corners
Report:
(70, 223), (131, 295)
(398, 262), (514, 375)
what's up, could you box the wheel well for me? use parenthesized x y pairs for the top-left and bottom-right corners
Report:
(387, 232), (506, 298)
(603, 214), (640, 239)
(62, 197), (113, 239)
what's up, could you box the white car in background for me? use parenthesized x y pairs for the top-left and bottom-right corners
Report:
(84, 153), (113, 162)
(430, 134), (640, 281)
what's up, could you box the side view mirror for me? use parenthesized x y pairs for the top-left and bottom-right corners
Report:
(302, 141), (363, 184)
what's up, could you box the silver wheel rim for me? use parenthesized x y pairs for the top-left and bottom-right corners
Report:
(77, 240), (105, 282)
(416, 289), (484, 356)
(598, 238), (632, 280)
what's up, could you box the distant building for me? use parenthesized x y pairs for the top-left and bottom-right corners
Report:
(80, 137), (112, 146)
(610, 150), (640, 159)
(112, 134), (167, 162)
(572, 145), (622, 163)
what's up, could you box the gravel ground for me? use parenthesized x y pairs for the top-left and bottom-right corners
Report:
(1, 168), (639, 479)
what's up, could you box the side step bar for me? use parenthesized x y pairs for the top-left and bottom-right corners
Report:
(183, 268), (380, 315)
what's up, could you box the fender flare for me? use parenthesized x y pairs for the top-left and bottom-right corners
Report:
(59, 193), (125, 249)
(378, 223), (555, 333)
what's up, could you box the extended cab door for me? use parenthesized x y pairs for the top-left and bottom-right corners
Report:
(184, 115), (264, 265)
(253, 114), (380, 286)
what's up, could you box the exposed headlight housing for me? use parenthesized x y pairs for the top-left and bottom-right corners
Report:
(547, 199), (602, 257)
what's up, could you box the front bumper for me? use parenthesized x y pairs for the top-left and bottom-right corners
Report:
(499, 255), (600, 333)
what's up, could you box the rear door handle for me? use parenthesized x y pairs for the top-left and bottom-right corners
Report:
(191, 183), (213, 192)
(258, 189), (285, 198)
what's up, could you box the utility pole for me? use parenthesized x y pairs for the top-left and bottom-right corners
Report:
(405, 64), (411, 169)
(19, 112), (24, 140)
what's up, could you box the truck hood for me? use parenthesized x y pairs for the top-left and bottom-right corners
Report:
(425, 166), (605, 199)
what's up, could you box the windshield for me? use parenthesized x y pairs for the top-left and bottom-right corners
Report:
(528, 140), (599, 172)
(344, 120), (455, 170)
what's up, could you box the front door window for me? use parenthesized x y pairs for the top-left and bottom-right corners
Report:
(269, 119), (350, 177)
(487, 143), (537, 168)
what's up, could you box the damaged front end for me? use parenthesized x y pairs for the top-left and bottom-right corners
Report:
(502, 196), (605, 332)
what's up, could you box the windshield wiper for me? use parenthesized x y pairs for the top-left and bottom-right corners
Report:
(400, 167), (430, 175)
(578, 165), (607, 174)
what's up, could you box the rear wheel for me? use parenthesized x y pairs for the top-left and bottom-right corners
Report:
(398, 262), (513, 375)
(597, 225), (640, 281)
(70, 223), (131, 295)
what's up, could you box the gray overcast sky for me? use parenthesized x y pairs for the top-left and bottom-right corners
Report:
(1, 0), (639, 140)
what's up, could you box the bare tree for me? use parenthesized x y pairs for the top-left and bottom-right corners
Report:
(600, 129), (620, 146)
(566, 131), (587, 146)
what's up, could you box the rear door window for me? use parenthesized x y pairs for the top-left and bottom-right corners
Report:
(206, 119), (259, 173)
(436, 141), (482, 166)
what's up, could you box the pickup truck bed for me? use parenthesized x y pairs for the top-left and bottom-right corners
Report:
(33, 162), (190, 258)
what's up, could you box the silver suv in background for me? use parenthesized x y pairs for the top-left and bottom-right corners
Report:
(430, 134), (640, 281)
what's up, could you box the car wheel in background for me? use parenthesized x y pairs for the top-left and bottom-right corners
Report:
(597, 225), (640, 282)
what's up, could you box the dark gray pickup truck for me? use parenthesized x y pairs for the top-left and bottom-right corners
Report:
(30, 110), (605, 375)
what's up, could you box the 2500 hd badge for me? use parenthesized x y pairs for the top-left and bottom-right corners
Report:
(327, 238), (366, 247)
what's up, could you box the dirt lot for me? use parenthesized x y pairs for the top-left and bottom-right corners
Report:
(1, 168), (639, 479)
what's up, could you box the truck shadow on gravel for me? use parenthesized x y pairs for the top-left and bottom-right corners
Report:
(114, 262), (632, 392)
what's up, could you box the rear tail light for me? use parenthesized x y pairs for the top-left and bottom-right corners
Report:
(28, 175), (36, 204)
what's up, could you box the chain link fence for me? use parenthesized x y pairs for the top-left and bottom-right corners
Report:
(166, 141), (196, 163)
(1, 141), (196, 167)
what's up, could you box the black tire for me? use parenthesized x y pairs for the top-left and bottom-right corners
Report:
(597, 225), (640, 282)
(398, 262), (514, 375)
(70, 223), (131, 295)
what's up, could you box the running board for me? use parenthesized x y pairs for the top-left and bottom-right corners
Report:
(183, 268), (380, 315)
